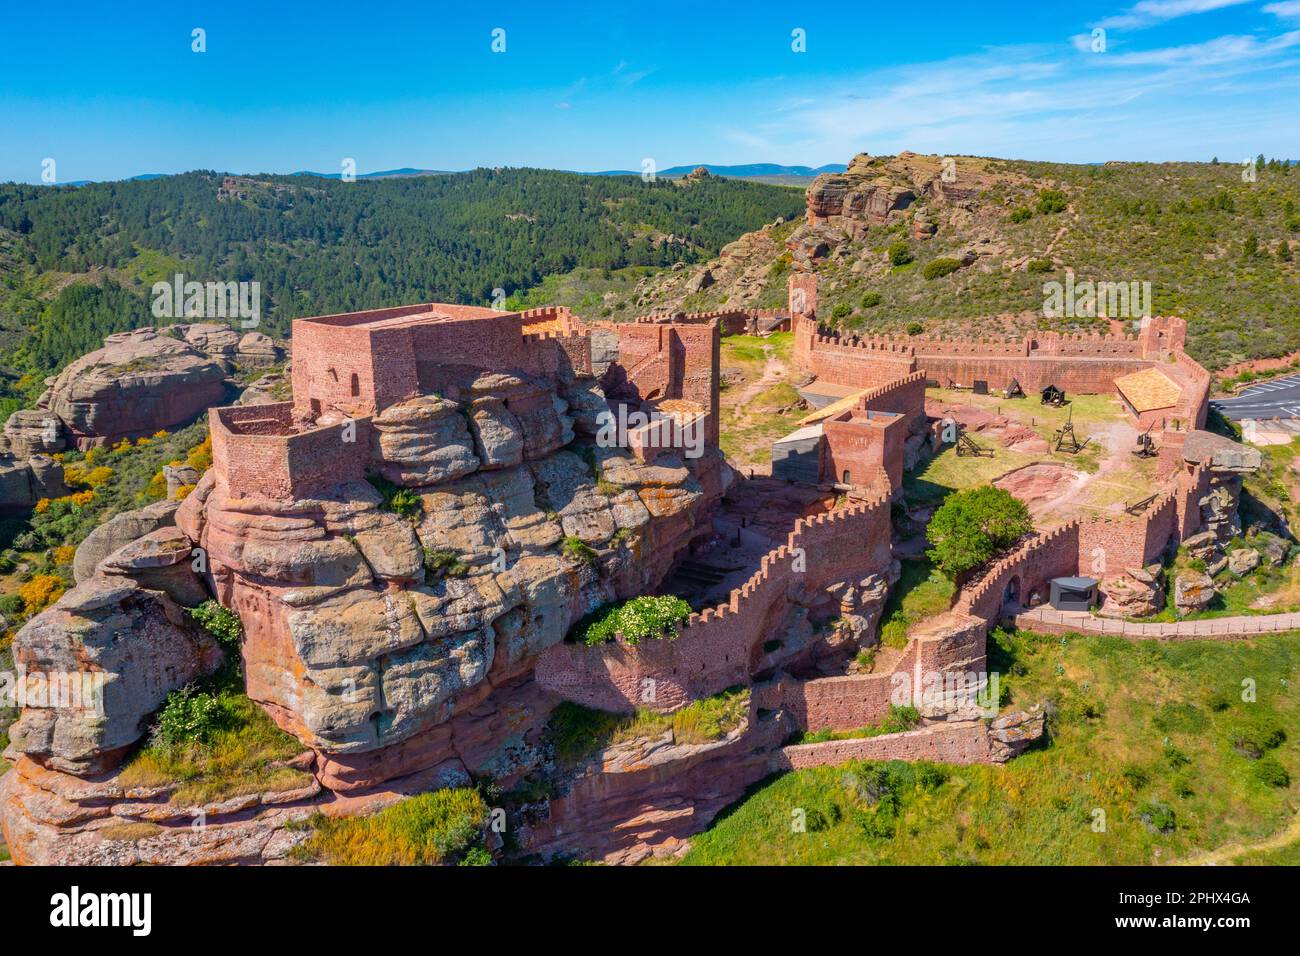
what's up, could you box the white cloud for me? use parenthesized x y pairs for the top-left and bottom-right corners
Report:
(1107, 29), (1300, 64)
(1264, 1), (1300, 18)
(727, 29), (1300, 163)
(1097, 0), (1253, 30)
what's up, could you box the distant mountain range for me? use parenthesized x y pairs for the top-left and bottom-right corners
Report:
(52, 163), (847, 186)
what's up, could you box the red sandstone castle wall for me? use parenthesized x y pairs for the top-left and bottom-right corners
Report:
(211, 403), (370, 501)
(956, 463), (1210, 622)
(534, 495), (894, 712)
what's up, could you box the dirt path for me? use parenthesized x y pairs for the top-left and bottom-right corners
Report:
(728, 347), (785, 420)
(1175, 810), (1300, 866)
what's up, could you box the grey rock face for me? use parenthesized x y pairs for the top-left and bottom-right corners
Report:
(73, 499), (180, 584)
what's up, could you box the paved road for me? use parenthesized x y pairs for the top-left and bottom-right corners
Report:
(1210, 374), (1300, 421)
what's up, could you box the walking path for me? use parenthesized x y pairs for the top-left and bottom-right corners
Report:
(1013, 606), (1300, 640)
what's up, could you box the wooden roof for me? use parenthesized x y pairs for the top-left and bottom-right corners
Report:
(798, 387), (872, 426)
(1114, 367), (1182, 413)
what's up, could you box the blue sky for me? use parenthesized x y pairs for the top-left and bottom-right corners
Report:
(2, 0), (1298, 183)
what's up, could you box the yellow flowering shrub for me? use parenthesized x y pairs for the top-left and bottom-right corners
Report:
(52, 545), (76, 566)
(175, 483), (197, 500)
(145, 471), (169, 499)
(80, 466), (114, 488)
(18, 574), (65, 615)
(186, 435), (213, 472)
(34, 498), (50, 514)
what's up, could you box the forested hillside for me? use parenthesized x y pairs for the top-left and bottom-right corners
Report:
(0, 168), (804, 402)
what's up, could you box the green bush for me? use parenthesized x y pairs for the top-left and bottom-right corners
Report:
(831, 302), (851, 320)
(189, 599), (243, 653)
(571, 595), (692, 646)
(880, 616), (909, 649)
(0, 593), (25, 619)
(366, 475), (422, 519)
(1009, 206), (1032, 223)
(1229, 713), (1286, 758)
(424, 548), (470, 578)
(561, 536), (599, 568)
(887, 241), (913, 266)
(1026, 258), (1053, 273)
(1138, 801), (1176, 833)
(1253, 756), (1290, 788)
(922, 258), (961, 280)
(861, 291), (883, 309)
(926, 486), (1034, 581)
(1036, 189), (1068, 214)
(154, 686), (227, 747)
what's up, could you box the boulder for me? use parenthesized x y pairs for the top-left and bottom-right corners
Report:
(1174, 571), (1217, 615)
(236, 331), (285, 366)
(369, 395), (479, 486)
(1, 409), (65, 458)
(1181, 530), (1222, 561)
(1099, 566), (1165, 618)
(72, 499), (180, 584)
(1255, 532), (1291, 567)
(6, 576), (223, 774)
(1227, 548), (1261, 576)
(163, 463), (201, 499)
(45, 328), (229, 448)
(988, 706), (1046, 762)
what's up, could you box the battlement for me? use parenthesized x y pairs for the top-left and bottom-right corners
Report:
(956, 463), (1211, 622)
(534, 494), (893, 712)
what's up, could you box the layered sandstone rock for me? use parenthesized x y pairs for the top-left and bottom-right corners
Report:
(72, 499), (180, 584)
(1099, 564), (1165, 618)
(44, 329), (230, 448)
(1174, 570), (1217, 614)
(176, 419), (719, 783)
(0, 409), (66, 458)
(6, 571), (222, 774)
(0, 454), (67, 510)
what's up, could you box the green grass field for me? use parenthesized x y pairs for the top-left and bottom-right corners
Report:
(681, 629), (1300, 865)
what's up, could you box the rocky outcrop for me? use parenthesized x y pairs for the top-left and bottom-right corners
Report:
(0, 454), (68, 510)
(1227, 547), (1261, 576)
(72, 499), (180, 584)
(1174, 570), (1217, 615)
(6, 567), (222, 774)
(987, 706), (1046, 762)
(0, 409), (66, 458)
(1099, 564), (1165, 618)
(0, 755), (318, 866)
(44, 329), (230, 449)
(176, 410), (720, 785)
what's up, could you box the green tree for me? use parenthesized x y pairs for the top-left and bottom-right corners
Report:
(926, 486), (1033, 581)
(887, 241), (913, 266)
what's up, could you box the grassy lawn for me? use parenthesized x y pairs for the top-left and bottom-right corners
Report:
(878, 555), (956, 647)
(292, 788), (490, 866)
(681, 629), (1300, 865)
(547, 688), (751, 771)
(117, 692), (310, 807)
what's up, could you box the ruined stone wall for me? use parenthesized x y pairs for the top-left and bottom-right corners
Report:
(534, 495), (894, 712)
(211, 404), (370, 501)
(821, 411), (908, 491)
(775, 720), (993, 770)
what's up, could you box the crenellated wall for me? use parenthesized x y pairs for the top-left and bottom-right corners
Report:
(534, 494), (895, 712)
(955, 464), (1211, 621)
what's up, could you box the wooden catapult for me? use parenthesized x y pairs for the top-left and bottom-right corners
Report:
(1053, 406), (1089, 454)
(955, 426), (994, 458)
(1040, 384), (1067, 407)
(1132, 422), (1159, 458)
